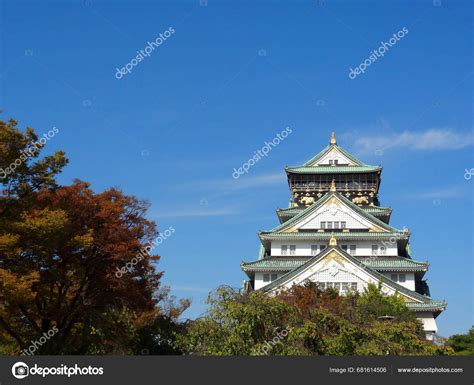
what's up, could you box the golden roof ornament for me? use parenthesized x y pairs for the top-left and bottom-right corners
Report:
(330, 179), (337, 192)
(329, 233), (337, 246)
(330, 131), (337, 145)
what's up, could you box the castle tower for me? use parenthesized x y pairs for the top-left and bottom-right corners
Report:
(241, 132), (446, 340)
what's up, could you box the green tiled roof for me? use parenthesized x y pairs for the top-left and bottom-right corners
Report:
(260, 231), (408, 240)
(361, 206), (392, 215)
(361, 257), (428, 271)
(258, 246), (445, 312)
(300, 143), (369, 167)
(406, 301), (447, 312)
(277, 206), (391, 215)
(277, 207), (305, 215)
(259, 232), (409, 249)
(243, 257), (428, 273)
(286, 142), (381, 174)
(286, 165), (382, 174)
(241, 258), (309, 272)
(276, 207), (304, 223)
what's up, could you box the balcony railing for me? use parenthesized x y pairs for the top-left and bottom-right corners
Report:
(291, 182), (377, 191)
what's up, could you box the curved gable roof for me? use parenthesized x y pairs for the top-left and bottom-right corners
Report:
(267, 191), (401, 234)
(260, 246), (444, 308)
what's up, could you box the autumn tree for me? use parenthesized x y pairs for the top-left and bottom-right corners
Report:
(0, 117), (188, 354)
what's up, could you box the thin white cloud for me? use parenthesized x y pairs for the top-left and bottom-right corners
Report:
(153, 173), (285, 219)
(354, 128), (474, 154)
(408, 186), (468, 200)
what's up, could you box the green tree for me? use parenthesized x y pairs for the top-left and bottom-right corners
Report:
(355, 282), (418, 322)
(446, 327), (474, 356)
(0, 118), (67, 217)
(176, 283), (452, 356)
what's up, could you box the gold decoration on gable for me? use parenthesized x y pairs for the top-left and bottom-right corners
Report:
(352, 196), (369, 205)
(323, 250), (345, 266)
(300, 196), (315, 205)
(368, 227), (383, 233)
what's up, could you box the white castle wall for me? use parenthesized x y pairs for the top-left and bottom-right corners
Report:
(417, 312), (438, 338)
(382, 272), (415, 291)
(254, 272), (283, 290)
(270, 241), (398, 257)
(299, 209), (375, 230)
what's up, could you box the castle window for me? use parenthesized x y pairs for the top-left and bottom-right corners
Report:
(320, 245), (326, 252)
(321, 221), (346, 230)
(289, 245), (296, 255)
(349, 245), (356, 255)
(311, 245), (318, 256)
(341, 244), (348, 251)
(281, 245), (288, 256)
(389, 273), (406, 283)
(263, 274), (278, 283)
(318, 282), (358, 293)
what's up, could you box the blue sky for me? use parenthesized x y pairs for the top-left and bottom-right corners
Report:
(1, 0), (472, 336)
